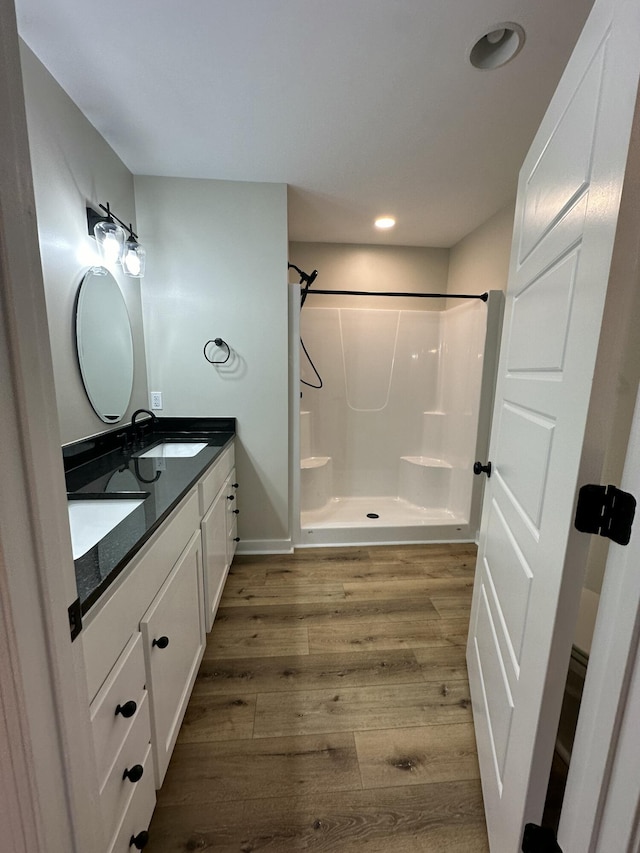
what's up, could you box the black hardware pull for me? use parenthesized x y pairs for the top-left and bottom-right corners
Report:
(473, 461), (492, 478)
(227, 494), (235, 501)
(232, 482), (239, 488)
(130, 831), (149, 850)
(122, 764), (144, 783)
(152, 636), (169, 649)
(234, 537), (240, 542)
(233, 509), (240, 514)
(115, 700), (137, 718)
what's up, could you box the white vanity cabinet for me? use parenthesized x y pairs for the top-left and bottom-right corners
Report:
(89, 632), (154, 852)
(226, 468), (239, 563)
(199, 443), (236, 631)
(80, 437), (236, 851)
(201, 488), (228, 632)
(141, 529), (204, 786)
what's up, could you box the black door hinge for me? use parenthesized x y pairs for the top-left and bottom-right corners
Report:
(68, 598), (82, 641)
(522, 823), (563, 852)
(574, 483), (636, 546)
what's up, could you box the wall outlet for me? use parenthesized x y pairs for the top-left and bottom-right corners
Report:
(150, 391), (163, 410)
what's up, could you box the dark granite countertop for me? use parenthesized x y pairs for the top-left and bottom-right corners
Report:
(64, 417), (235, 615)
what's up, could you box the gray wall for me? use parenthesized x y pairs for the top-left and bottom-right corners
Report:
(20, 43), (148, 444)
(288, 242), (450, 310)
(447, 202), (516, 297)
(135, 176), (290, 549)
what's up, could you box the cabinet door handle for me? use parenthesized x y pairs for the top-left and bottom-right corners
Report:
(152, 635), (169, 649)
(227, 494), (235, 501)
(129, 830), (150, 850)
(115, 700), (137, 718)
(232, 483), (239, 488)
(123, 764), (144, 783)
(233, 509), (239, 514)
(234, 537), (240, 542)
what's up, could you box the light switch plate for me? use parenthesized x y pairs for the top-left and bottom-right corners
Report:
(150, 391), (163, 410)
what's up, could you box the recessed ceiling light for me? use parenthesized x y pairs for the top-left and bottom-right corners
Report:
(470, 23), (525, 70)
(375, 217), (396, 229)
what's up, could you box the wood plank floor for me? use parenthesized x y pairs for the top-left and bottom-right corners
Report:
(147, 543), (489, 852)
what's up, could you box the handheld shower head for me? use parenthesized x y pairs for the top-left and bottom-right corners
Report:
(288, 263), (318, 286)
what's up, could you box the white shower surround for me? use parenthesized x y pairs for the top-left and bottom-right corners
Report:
(298, 300), (487, 545)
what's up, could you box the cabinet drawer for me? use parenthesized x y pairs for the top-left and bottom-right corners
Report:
(100, 692), (151, 845)
(199, 443), (235, 514)
(83, 488), (200, 701)
(90, 633), (147, 787)
(141, 530), (205, 787)
(106, 741), (155, 853)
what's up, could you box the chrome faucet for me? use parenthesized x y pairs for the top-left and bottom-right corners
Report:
(131, 408), (158, 446)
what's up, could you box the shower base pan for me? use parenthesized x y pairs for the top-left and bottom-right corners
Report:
(299, 496), (472, 547)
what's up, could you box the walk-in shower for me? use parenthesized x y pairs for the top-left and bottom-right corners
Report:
(290, 285), (502, 547)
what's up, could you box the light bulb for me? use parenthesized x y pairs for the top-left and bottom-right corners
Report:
(94, 219), (125, 267)
(123, 240), (146, 278)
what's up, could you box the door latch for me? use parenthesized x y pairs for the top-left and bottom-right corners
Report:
(574, 483), (636, 546)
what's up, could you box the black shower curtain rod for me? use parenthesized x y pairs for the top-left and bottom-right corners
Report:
(303, 288), (488, 302)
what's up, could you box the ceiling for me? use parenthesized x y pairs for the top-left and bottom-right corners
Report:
(15, 0), (594, 248)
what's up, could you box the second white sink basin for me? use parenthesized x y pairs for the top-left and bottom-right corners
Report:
(68, 498), (145, 559)
(137, 442), (207, 458)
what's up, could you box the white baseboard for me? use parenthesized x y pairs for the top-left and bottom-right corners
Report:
(235, 538), (293, 555)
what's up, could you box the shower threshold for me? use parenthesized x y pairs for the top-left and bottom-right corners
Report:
(299, 496), (472, 547)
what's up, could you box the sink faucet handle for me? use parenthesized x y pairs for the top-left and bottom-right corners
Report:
(116, 431), (131, 451)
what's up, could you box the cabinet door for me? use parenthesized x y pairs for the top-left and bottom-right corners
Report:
(226, 468), (239, 563)
(201, 489), (228, 632)
(141, 530), (205, 787)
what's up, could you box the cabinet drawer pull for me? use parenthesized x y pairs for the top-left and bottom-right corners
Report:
(152, 636), (170, 649)
(122, 764), (144, 783)
(115, 700), (137, 718)
(232, 509), (239, 514)
(226, 494), (235, 501)
(234, 537), (240, 542)
(232, 482), (239, 488)
(129, 830), (149, 849)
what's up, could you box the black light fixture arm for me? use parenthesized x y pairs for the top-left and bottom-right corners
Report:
(86, 202), (139, 241)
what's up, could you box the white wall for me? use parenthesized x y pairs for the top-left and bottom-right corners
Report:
(447, 202), (516, 298)
(20, 43), (148, 444)
(135, 176), (289, 549)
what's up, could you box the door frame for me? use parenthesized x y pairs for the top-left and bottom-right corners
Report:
(561, 386), (640, 851)
(0, 1), (100, 850)
(557, 79), (640, 852)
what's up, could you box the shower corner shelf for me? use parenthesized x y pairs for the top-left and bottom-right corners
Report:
(400, 456), (452, 469)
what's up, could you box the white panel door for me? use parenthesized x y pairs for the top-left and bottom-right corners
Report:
(467, 0), (640, 849)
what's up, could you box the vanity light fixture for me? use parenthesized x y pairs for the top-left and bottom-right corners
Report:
(122, 225), (146, 278)
(86, 203), (146, 277)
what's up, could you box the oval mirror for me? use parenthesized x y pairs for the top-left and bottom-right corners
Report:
(75, 267), (134, 423)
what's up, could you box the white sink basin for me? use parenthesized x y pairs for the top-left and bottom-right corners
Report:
(68, 498), (145, 559)
(137, 442), (207, 458)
